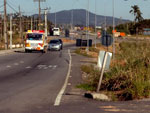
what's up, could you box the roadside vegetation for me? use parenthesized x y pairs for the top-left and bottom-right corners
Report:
(76, 41), (150, 100)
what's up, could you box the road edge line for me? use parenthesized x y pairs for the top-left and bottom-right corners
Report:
(54, 49), (72, 106)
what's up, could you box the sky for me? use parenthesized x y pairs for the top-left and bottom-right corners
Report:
(0, 0), (150, 21)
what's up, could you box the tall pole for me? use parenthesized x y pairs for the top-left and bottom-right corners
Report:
(71, 9), (73, 30)
(45, 9), (48, 37)
(55, 9), (56, 27)
(86, 0), (89, 52)
(112, 0), (115, 59)
(4, 0), (8, 50)
(39, 0), (41, 30)
(0, 13), (2, 39)
(19, 6), (23, 45)
(95, 0), (97, 48)
(71, 9), (74, 39)
(10, 14), (12, 49)
(31, 17), (33, 30)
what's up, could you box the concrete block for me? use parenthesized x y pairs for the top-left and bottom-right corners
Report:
(84, 92), (111, 101)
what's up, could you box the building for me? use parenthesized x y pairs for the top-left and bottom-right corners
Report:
(143, 28), (150, 35)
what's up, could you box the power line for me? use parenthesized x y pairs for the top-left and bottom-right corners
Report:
(0, 4), (4, 9)
(7, 2), (18, 13)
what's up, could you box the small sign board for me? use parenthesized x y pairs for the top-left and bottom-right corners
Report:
(101, 31), (113, 47)
(97, 51), (112, 71)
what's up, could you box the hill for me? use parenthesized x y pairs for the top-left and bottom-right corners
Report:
(40, 9), (130, 26)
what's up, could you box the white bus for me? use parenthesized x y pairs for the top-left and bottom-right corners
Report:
(53, 28), (60, 36)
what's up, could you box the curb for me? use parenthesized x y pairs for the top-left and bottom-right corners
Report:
(84, 92), (111, 101)
(0, 48), (25, 55)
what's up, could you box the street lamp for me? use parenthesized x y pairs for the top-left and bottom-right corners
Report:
(86, 0), (89, 52)
(95, 0), (97, 48)
(112, 0), (115, 59)
(55, 9), (57, 27)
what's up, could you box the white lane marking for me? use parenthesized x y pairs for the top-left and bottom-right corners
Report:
(48, 65), (52, 68)
(26, 66), (32, 69)
(44, 67), (48, 70)
(68, 83), (71, 86)
(14, 63), (19, 66)
(52, 65), (57, 70)
(37, 65), (47, 69)
(6, 65), (11, 68)
(36, 65), (58, 70)
(53, 65), (57, 68)
(20, 61), (24, 64)
(54, 49), (72, 106)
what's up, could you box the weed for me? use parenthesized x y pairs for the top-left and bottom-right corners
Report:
(80, 41), (150, 100)
(76, 84), (96, 91)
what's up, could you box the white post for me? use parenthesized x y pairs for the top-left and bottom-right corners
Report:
(45, 10), (47, 37)
(112, 0), (115, 59)
(95, 0), (97, 48)
(55, 9), (56, 28)
(97, 52), (108, 92)
(86, 0), (89, 52)
(10, 14), (12, 49)
(31, 17), (33, 30)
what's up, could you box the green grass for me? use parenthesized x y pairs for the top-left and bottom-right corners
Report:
(74, 48), (92, 57)
(76, 84), (96, 91)
(80, 41), (150, 100)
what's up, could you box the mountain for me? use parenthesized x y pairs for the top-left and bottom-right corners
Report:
(40, 9), (130, 26)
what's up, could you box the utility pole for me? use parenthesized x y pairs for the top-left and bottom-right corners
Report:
(71, 9), (73, 31)
(95, 0), (97, 48)
(112, 0), (115, 59)
(4, 0), (8, 50)
(10, 14), (12, 49)
(31, 17), (33, 30)
(38, 0), (41, 30)
(19, 6), (23, 45)
(0, 13), (2, 39)
(86, 0), (89, 52)
(34, 0), (46, 30)
(55, 9), (56, 27)
(44, 9), (48, 37)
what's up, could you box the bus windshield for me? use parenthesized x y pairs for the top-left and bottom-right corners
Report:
(27, 34), (43, 40)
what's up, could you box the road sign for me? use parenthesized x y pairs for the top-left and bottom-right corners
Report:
(101, 31), (113, 47)
(97, 51), (112, 92)
(97, 51), (112, 71)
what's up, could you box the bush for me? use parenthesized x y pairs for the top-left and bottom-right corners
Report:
(81, 41), (150, 100)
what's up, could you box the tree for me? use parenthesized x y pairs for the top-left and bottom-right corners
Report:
(129, 5), (143, 23)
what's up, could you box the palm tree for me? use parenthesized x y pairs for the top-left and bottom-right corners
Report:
(129, 5), (143, 23)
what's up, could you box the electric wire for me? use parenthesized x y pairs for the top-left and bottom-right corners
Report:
(0, 4), (4, 9)
(7, 3), (18, 13)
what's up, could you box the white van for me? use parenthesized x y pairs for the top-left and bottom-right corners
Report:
(25, 30), (48, 53)
(53, 28), (60, 36)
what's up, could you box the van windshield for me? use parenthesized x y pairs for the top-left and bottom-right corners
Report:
(53, 29), (59, 31)
(27, 34), (43, 40)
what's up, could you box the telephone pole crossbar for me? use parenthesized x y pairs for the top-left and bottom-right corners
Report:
(33, 0), (46, 30)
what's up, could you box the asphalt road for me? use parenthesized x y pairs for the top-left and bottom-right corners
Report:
(0, 45), (72, 113)
(1, 41), (150, 113)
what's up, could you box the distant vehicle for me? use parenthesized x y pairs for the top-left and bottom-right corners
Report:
(25, 30), (48, 53)
(58, 39), (63, 49)
(48, 39), (62, 51)
(53, 28), (60, 36)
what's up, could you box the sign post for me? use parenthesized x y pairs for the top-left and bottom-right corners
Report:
(96, 31), (113, 92)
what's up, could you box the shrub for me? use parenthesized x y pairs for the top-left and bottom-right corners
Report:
(81, 41), (150, 100)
